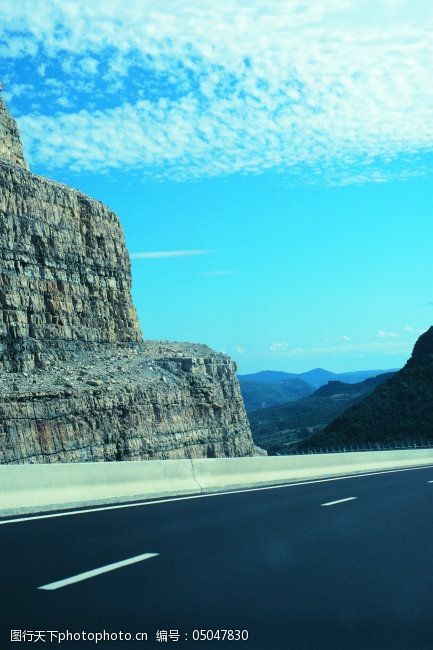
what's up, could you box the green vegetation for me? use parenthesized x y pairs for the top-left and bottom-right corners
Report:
(302, 327), (433, 448)
(239, 377), (314, 412)
(250, 373), (395, 454)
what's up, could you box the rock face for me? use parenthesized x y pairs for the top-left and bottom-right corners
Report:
(0, 89), (258, 463)
(307, 327), (433, 445)
(0, 163), (142, 373)
(0, 88), (28, 169)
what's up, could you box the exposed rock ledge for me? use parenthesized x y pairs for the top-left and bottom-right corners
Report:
(0, 88), (260, 463)
(0, 341), (258, 464)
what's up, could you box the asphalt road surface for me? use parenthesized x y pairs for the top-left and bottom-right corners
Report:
(2, 465), (433, 650)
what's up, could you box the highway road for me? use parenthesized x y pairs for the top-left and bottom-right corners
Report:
(2, 465), (433, 649)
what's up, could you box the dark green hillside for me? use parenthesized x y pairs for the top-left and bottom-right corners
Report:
(249, 373), (395, 454)
(239, 377), (314, 412)
(306, 327), (433, 447)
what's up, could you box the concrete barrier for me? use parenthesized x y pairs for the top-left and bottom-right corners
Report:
(1, 449), (433, 517)
(0, 459), (200, 516)
(192, 450), (433, 492)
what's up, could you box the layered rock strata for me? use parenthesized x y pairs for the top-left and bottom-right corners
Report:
(0, 88), (28, 169)
(0, 90), (258, 463)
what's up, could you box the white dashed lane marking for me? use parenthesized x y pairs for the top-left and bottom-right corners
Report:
(321, 497), (358, 507)
(38, 552), (159, 590)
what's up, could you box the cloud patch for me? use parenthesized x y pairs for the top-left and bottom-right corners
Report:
(3, 1), (433, 183)
(269, 342), (289, 352)
(377, 330), (399, 339)
(268, 340), (411, 358)
(130, 249), (212, 259)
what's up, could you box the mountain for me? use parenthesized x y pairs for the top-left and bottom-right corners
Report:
(297, 368), (338, 388)
(305, 327), (433, 447)
(239, 377), (315, 412)
(320, 369), (399, 385)
(239, 367), (396, 390)
(0, 86), (257, 464)
(240, 370), (299, 383)
(249, 373), (396, 454)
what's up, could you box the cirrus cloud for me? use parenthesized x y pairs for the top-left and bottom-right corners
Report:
(377, 330), (399, 339)
(268, 340), (412, 358)
(130, 249), (213, 260)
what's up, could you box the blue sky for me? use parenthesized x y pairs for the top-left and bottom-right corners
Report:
(1, 0), (433, 373)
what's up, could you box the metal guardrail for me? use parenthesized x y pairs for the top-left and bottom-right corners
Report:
(284, 440), (433, 455)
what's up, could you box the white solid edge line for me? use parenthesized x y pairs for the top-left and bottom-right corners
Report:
(2, 464), (433, 526)
(321, 497), (358, 507)
(38, 552), (159, 591)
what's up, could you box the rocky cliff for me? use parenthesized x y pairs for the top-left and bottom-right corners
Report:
(0, 85), (27, 169)
(0, 89), (258, 463)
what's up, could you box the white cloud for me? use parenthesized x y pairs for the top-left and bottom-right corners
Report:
(80, 57), (99, 75)
(377, 330), (399, 339)
(269, 342), (289, 352)
(3, 82), (33, 100)
(268, 340), (411, 358)
(130, 249), (212, 259)
(403, 325), (426, 334)
(341, 335), (350, 341)
(3, 1), (433, 182)
(235, 345), (245, 354)
(56, 96), (73, 108)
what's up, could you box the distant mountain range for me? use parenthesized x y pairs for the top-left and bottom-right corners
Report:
(249, 372), (396, 454)
(238, 367), (397, 412)
(239, 367), (397, 388)
(302, 326), (433, 447)
(239, 378), (315, 412)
